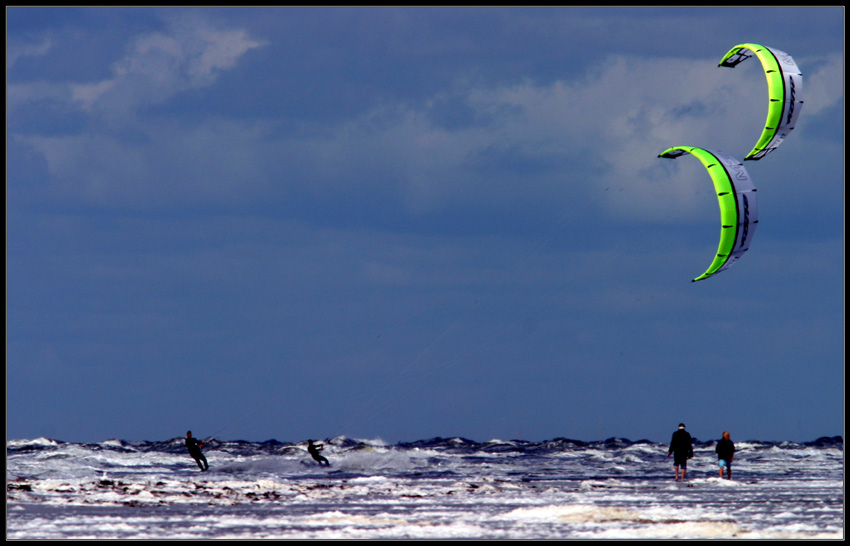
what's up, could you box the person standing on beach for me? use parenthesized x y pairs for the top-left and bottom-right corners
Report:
(715, 431), (735, 479)
(307, 440), (330, 466)
(185, 431), (209, 471)
(667, 423), (693, 481)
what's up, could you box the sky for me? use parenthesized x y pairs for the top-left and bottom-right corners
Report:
(6, 7), (844, 445)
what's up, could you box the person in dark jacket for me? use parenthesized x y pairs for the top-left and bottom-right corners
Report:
(667, 423), (693, 481)
(307, 440), (330, 466)
(715, 431), (735, 479)
(185, 430), (209, 471)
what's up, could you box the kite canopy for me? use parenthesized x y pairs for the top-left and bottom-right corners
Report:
(658, 147), (758, 282)
(718, 43), (803, 160)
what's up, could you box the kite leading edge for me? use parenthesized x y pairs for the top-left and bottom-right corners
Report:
(658, 146), (759, 282)
(718, 43), (803, 160)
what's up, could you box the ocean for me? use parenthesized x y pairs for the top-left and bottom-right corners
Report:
(6, 435), (843, 539)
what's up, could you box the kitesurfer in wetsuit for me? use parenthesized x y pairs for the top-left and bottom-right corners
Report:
(667, 423), (693, 481)
(186, 430), (209, 471)
(307, 440), (330, 466)
(715, 431), (735, 480)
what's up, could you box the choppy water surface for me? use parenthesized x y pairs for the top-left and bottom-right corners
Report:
(6, 436), (843, 539)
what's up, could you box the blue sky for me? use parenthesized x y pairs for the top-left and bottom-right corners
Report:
(7, 7), (843, 444)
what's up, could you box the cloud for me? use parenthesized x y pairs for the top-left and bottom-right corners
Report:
(257, 54), (774, 222)
(6, 35), (53, 69)
(70, 19), (266, 113)
(11, 30), (842, 234)
(797, 53), (843, 118)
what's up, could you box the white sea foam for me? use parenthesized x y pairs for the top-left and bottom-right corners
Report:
(6, 436), (843, 539)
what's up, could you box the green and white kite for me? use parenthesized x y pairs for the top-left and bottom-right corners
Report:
(718, 43), (803, 161)
(658, 147), (758, 282)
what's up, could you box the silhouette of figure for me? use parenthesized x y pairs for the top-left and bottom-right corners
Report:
(667, 423), (693, 481)
(185, 430), (209, 471)
(307, 440), (330, 466)
(716, 430), (736, 480)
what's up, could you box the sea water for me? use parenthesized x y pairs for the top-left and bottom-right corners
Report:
(6, 435), (843, 539)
